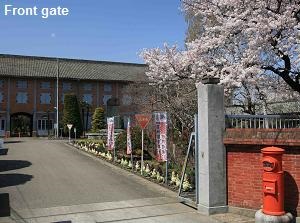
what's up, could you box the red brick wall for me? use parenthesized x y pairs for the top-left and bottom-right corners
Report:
(227, 145), (300, 216)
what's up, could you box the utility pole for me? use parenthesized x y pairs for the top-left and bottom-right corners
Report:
(56, 58), (59, 138)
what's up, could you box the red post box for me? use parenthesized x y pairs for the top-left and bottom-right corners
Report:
(261, 146), (285, 216)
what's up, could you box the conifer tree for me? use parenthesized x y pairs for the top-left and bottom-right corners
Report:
(91, 107), (105, 132)
(62, 94), (82, 136)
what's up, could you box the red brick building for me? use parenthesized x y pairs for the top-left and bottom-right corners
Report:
(0, 54), (146, 137)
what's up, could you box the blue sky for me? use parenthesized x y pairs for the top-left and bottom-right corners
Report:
(0, 0), (186, 63)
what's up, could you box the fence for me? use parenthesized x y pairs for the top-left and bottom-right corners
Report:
(225, 114), (300, 129)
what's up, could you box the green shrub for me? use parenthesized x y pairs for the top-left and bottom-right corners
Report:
(62, 94), (83, 136)
(91, 107), (106, 132)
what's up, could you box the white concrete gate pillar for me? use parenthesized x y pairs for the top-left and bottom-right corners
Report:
(196, 77), (228, 215)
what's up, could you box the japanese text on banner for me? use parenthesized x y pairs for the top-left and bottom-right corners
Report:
(127, 118), (132, 155)
(155, 112), (168, 162)
(107, 117), (115, 151)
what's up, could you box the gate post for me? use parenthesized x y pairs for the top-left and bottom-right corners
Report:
(196, 77), (228, 215)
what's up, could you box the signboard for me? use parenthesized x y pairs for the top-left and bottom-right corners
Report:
(67, 124), (73, 130)
(135, 114), (152, 129)
(107, 117), (115, 151)
(154, 112), (168, 162)
(126, 118), (132, 155)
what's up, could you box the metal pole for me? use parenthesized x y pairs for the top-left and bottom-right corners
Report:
(47, 110), (50, 137)
(165, 160), (168, 185)
(141, 128), (144, 175)
(82, 108), (85, 137)
(56, 58), (59, 138)
(86, 104), (89, 133)
(68, 129), (71, 143)
(131, 152), (133, 172)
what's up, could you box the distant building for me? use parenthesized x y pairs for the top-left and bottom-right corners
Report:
(0, 54), (146, 137)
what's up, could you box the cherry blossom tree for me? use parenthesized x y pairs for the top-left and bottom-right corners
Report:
(142, 0), (300, 101)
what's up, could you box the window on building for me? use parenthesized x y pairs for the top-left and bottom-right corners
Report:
(62, 82), (72, 91)
(0, 80), (4, 88)
(84, 83), (92, 91)
(0, 92), (3, 103)
(122, 95), (132, 106)
(104, 83), (112, 92)
(16, 92), (28, 104)
(83, 94), (93, 105)
(0, 120), (5, 131)
(40, 93), (51, 104)
(17, 80), (27, 89)
(38, 119), (53, 130)
(41, 82), (50, 89)
(103, 95), (112, 105)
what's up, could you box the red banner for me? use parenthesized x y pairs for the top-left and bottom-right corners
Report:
(154, 112), (168, 161)
(126, 118), (132, 155)
(107, 117), (115, 151)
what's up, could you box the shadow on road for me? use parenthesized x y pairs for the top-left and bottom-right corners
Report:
(4, 140), (23, 144)
(0, 148), (8, 155)
(0, 160), (32, 172)
(0, 174), (33, 188)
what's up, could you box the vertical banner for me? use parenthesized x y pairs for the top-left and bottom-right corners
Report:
(126, 118), (132, 155)
(154, 112), (168, 162)
(107, 117), (115, 151)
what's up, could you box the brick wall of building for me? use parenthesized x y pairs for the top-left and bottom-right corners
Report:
(226, 131), (300, 216)
(0, 76), (136, 136)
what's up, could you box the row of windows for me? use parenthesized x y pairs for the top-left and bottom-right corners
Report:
(0, 80), (113, 92)
(0, 92), (132, 105)
(38, 120), (53, 130)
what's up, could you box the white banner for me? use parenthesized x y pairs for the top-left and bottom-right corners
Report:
(126, 118), (132, 155)
(107, 117), (115, 151)
(154, 112), (168, 162)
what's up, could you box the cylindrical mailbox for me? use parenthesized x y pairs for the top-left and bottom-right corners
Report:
(261, 146), (285, 216)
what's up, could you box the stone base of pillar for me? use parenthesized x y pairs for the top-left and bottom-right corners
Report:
(255, 209), (294, 223)
(197, 203), (228, 215)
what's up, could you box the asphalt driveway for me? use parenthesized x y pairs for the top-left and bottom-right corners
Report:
(0, 138), (170, 210)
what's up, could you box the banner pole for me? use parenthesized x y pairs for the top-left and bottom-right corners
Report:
(131, 152), (133, 172)
(165, 159), (168, 185)
(141, 128), (144, 175)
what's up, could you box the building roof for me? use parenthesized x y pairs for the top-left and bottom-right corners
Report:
(0, 54), (147, 82)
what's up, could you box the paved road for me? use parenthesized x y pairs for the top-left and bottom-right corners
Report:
(0, 138), (172, 210)
(0, 138), (254, 223)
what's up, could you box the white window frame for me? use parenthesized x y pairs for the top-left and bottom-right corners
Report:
(103, 95), (112, 106)
(38, 119), (53, 130)
(40, 93), (51, 104)
(122, 95), (132, 106)
(83, 94), (93, 105)
(16, 92), (28, 104)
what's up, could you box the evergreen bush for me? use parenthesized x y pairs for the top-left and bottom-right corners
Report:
(62, 94), (83, 137)
(91, 107), (105, 132)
